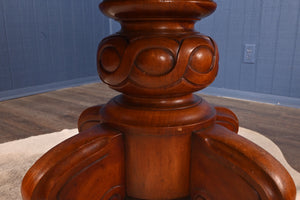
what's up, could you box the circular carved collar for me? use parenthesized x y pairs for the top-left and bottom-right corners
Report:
(100, 0), (216, 21)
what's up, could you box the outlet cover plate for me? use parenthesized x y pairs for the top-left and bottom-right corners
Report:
(244, 44), (256, 64)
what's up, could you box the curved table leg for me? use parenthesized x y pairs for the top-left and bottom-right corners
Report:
(78, 105), (103, 132)
(21, 124), (125, 200)
(215, 106), (239, 133)
(191, 124), (296, 200)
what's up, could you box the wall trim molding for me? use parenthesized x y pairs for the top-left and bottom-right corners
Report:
(199, 87), (300, 108)
(0, 76), (100, 102)
(1, 80), (300, 108)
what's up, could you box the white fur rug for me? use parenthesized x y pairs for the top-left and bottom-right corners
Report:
(0, 127), (299, 200)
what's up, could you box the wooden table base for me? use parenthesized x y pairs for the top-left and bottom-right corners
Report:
(21, 0), (296, 199)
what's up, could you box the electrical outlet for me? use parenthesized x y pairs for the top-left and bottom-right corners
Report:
(243, 44), (256, 63)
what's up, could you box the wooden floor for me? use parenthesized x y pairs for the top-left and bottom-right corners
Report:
(0, 83), (299, 171)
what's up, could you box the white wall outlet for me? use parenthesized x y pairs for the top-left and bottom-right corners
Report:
(244, 44), (256, 64)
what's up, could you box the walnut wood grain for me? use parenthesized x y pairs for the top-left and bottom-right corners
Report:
(191, 125), (296, 200)
(22, 125), (125, 200)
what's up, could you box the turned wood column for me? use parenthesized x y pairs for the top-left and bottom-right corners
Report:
(97, 0), (218, 199)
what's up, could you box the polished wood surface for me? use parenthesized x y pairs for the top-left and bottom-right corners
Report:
(21, 0), (296, 199)
(191, 125), (296, 200)
(22, 124), (125, 200)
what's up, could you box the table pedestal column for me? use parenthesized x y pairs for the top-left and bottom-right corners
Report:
(21, 0), (296, 199)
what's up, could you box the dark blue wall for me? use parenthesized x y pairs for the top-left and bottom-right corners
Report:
(1, 0), (300, 101)
(0, 0), (109, 97)
(197, 0), (300, 98)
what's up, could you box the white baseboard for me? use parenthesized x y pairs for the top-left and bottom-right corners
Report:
(199, 87), (300, 108)
(2, 81), (300, 108)
(0, 76), (99, 101)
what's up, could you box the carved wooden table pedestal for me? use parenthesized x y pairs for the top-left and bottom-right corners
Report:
(21, 0), (296, 199)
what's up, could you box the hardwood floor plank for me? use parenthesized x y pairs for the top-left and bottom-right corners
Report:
(0, 83), (299, 171)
